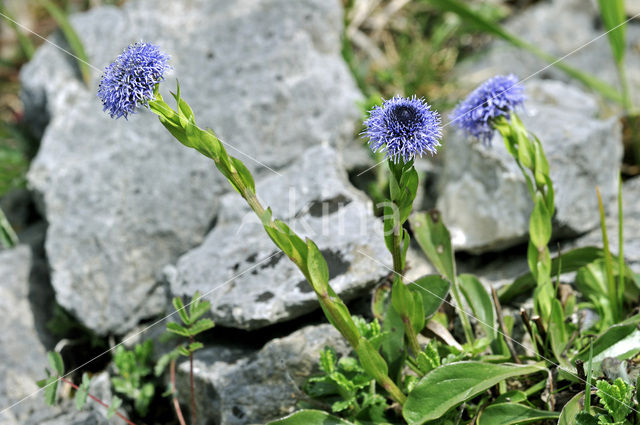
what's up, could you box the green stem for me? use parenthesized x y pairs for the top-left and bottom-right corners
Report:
(616, 61), (633, 113)
(450, 275), (474, 344)
(596, 187), (620, 322)
(229, 154), (408, 405)
(391, 225), (403, 275)
(391, 220), (422, 356)
(617, 174), (625, 312)
(403, 315), (422, 356)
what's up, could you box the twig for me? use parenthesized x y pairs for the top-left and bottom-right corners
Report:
(520, 308), (544, 355)
(545, 368), (555, 411)
(491, 286), (520, 363)
(189, 336), (196, 425)
(532, 315), (548, 345)
(170, 359), (188, 425)
(58, 376), (137, 425)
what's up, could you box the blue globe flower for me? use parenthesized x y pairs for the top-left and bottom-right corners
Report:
(98, 42), (170, 119)
(363, 96), (442, 163)
(450, 74), (525, 144)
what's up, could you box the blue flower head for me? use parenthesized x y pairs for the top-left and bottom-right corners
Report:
(363, 96), (442, 163)
(98, 42), (170, 119)
(450, 74), (525, 144)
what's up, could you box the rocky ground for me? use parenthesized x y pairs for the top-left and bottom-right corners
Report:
(1, 0), (640, 424)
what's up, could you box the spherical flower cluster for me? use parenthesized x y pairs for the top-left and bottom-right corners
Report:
(98, 42), (170, 119)
(363, 96), (442, 163)
(450, 74), (525, 144)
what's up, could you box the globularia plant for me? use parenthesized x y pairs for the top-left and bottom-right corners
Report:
(38, 43), (640, 425)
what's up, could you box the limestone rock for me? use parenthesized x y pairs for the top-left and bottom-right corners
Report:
(177, 324), (349, 425)
(0, 246), (49, 425)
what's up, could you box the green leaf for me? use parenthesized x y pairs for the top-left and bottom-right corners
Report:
(355, 337), (388, 380)
(477, 402), (559, 425)
(187, 341), (204, 353)
(549, 299), (568, 364)
(499, 247), (615, 302)
(410, 274), (450, 318)
(410, 211), (456, 283)
(381, 298), (405, 381)
(266, 410), (356, 425)
(172, 296), (191, 325)
(410, 288), (425, 334)
(573, 314), (640, 371)
(558, 391), (586, 425)
(74, 373), (91, 411)
(516, 132), (534, 170)
(416, 341), (441, 375)
(188, 318), (215, 336)
(319, 347), (337, 374)
(597, 0), (626, 65)
(426, 0), (622, 103)
(597, 187), (619, 323)
(166, 322), (191, 337)
(575, 412), (599, 425)
(529, 193), (551, 250)
(596, 378), (633, 422)
(154, 350), (180, 377)
(458, 274), (496, 340)
(403, 361), (544, 424)
(39, 0), (91, 86)
(391, 279), (415, 323)
(188, 293), (211, 322)
(230, 156), (256, 193)
(48, 351), (64, 376)
(306, 239), (329, 293)
(106, 396), (123, 419)
(0, 206), (19, 248)
(493, 390), (527, 404)
(40, 377), (58, 406)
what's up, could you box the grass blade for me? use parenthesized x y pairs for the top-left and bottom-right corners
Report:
(0, 206), (18, 248)
(426, 0), (623, 104)
(597, 0), (626, 64)
(0, 1), (35, 60)
(596, 186), (619, 321)
(39, 0), (91, 86)
(617, 174), (625, 309)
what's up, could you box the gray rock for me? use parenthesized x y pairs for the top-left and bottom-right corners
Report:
(177, 324), (349, 425)
(573, 176), (640, 273)
(437, 80), (622, 253)
(454, 0), (640, 108)
(0, 246), (49, 425)
(168, 145), (391, 330)
(22, 0), (362, 335)
(34, 410), (109, 425)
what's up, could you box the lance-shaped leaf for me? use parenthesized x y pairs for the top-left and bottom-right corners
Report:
(410, 211), (455, 283)
(403, 361), (544, 424)
(267, 410), (356, 425)
(477, 402), (559, 425)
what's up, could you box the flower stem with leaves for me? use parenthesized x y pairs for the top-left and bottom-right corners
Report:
(156, 292), (215, 425)
(136, 74), (407, 404)
(494, 113), (556, 322)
